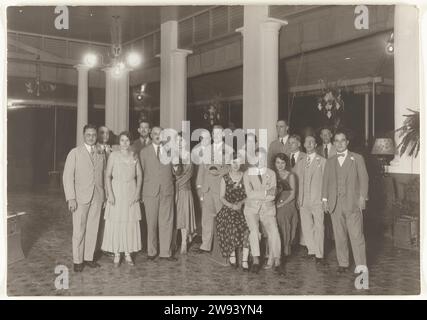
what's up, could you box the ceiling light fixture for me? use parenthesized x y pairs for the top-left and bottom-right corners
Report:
(127, 52), (142, 68)
(83, 52), (98, 68)
(385, 32), (394, 55)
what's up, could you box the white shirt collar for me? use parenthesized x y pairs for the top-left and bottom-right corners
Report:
(257, 167), (267, 175)
(279, 135), (289, 144)
(337, 149), (348, 157)
(307, 152), (316, 161)
(213, 141), (223, 148)
(84, 143), (94, 153)
(291, 150), (300, 158)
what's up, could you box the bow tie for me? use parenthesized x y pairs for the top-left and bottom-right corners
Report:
(337, 153), (346, 158)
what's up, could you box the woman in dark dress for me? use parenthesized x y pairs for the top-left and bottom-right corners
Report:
(216, 154), (250, 271)
(274, 153), (298, 268)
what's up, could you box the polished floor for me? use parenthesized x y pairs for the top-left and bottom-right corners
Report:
(7, 189), (420, 296)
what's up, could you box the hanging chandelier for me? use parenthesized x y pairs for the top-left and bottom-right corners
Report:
(82, 15), (142, 74)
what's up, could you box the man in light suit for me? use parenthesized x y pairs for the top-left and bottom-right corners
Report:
(268, 119), (292, 169)
(288, 134), (306, 170)
(63, 124), (105, 272)
(131, 119), (152, 159)
(296, 135), (326, 264)
(316, 127), (337, 159)
(140, 126), (176, 261)
(196, 125), (232, 253)
(322, 130), (369, 274)
(243, 147), (280, 273)
(288, 134), (307, 247)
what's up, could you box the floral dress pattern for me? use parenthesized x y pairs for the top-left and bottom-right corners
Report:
(216, 173), (250, 258)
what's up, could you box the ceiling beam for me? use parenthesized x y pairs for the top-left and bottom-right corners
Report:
(8, 39), (78, 66)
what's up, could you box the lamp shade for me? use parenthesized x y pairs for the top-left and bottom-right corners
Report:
(371, 138), (395, 155)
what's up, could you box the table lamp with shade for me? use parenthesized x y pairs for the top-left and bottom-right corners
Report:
(371, 137), (395, 176)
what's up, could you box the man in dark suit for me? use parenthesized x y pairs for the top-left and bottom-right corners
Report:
(132, 119), (152, 158)
(96, 126), (112, 160)
(267, 119), (292, 168)
(140, 126), (176, 261)
(131, 119), (151, 253)
(321, 130), (369, 274)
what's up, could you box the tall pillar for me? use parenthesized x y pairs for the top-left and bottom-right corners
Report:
(389, 5), (420, 174)
(238, 6), (287, 145)
(75, 64), (89, 146)
(160, 20), (192, 130)
(104, 67), (130, 134)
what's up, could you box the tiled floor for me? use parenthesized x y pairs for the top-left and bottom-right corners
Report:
(7, 190), (420, 296)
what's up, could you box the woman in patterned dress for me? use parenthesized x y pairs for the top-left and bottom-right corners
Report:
(102, 131), (142, 267)
(215, 154), (250, 271)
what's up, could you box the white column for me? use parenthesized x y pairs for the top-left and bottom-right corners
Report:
(389, 5), (420, 174)
(104, 67), (130, 134)
(160, 20), (192, 130)
(238, 6), (287, 146)
(75, 64), (89, 146)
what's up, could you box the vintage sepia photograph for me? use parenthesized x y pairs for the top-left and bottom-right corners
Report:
(2, 3), (422, 297)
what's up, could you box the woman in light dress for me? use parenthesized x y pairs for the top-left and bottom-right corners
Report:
(102, 131), (142, 267)
(172, 133), (197, 254)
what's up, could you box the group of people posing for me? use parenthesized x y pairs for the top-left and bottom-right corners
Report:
(63, 118), (369, 277)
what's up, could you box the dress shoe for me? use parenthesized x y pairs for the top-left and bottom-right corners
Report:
(84, 261), (101, 268)
(251, 263), (261, 274)
(73, 263), (84, 272)
(229, 256), (237, 268)
(125, 255), (134, 266)
(315, 258), (328, 266)
(337, 266), (349, 274)
(242, 261), (249, 272)
(195, 248), (209, 254)
(159, 256), (178, 262)
(147, 255), (156, 261)
(305, 254), (315, 259)
(103, 251), (115, 257)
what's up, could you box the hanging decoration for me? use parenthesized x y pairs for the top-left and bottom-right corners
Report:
(316, 80), (345, 130)
(203, 94), (222, 129)
(24, 62), (56, 97)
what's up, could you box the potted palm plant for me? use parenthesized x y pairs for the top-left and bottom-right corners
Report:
(395, 108), (420, 158)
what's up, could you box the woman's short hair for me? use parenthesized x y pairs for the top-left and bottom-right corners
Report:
(118, 131), (132, 141)
(273, 152), (290, 169)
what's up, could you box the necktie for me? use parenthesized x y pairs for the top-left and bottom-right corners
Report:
(156, 145), (160, 161)
(257, 171), (263, 184)
(90, 146), (95, 158)
(280, 138), (284, 146)
(306, 156), (311, 168)
(291, 153), (296, 168)
(324, 145), (328, 158)
(337, 152), (345, 158)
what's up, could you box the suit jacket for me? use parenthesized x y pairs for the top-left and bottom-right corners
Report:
(316, 144), (337, 159)
(291, 151), (306, 171)
(295, 153), (326, 207)
(195, 143), (232, 195)
(140, 143), (174, 197)
(131, 137), (151, 159)
(243, 168), (277, 214)
(62, 144), (105, 204)
(267, 137), (292, 168)
(321, 151), (369, 213)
